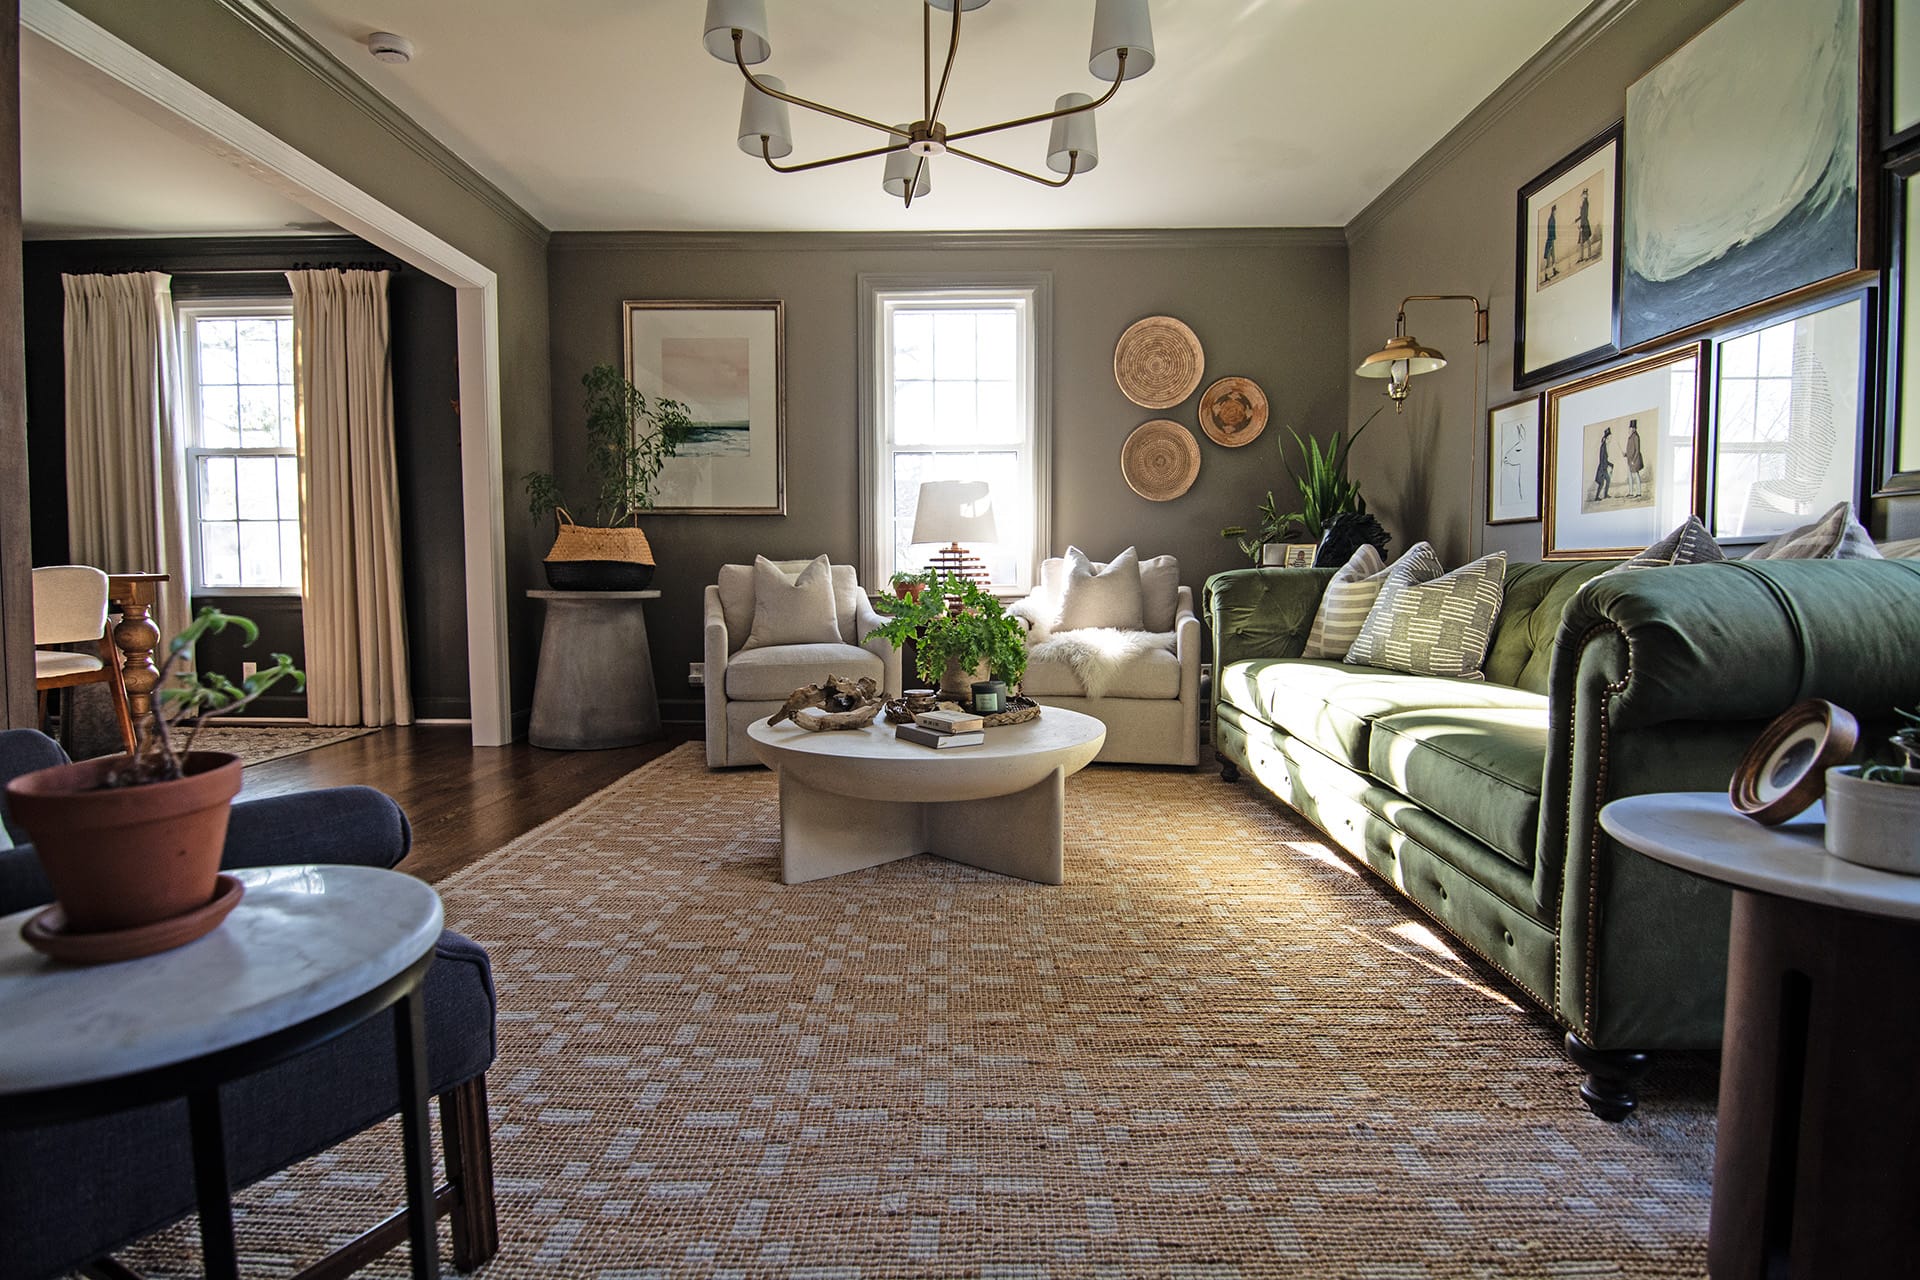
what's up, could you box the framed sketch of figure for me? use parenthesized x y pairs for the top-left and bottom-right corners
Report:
(1487, 396), (1542, 524)
(1515, 123), (1622, 388)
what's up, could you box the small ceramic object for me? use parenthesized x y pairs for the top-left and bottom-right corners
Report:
(1824, 766), (1920, 875)
(971, 681), (1007, 714)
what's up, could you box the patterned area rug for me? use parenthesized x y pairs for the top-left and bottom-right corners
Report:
(108, 743), (1715, 1278)
(186, 724), (379, 768)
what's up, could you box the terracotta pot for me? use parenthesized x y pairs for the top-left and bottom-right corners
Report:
(893, 581), (927, 602)
(5, 752), (243, 932)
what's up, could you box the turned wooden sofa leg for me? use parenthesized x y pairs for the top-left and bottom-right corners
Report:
(1565, 1033), (1650, 1122)
(1220, 760), (1240, 783)
(440, 1075), (500, 1270)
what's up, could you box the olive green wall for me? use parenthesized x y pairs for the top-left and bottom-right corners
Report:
(547, 231), (1348, 723)
(62, 0), (554, 713)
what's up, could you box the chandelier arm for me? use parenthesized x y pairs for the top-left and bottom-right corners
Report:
(941, 54), (1126, 146)
(903, 154), (928, 209)
(946, 145), (1078, 189)
(732, 32), (897, 137)
(923, 2), (932, 123)
(760, 135), (910, 176)
(928, 1), (964, 129)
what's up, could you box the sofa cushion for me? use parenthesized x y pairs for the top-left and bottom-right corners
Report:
(1369, 708), (1548, 873)
(1022, 634), (1180, 698)
(1742, 501), (1881, 560)
(1218, 658), (1548, 771)
(1345, 545), (1508, 680)
(724, 642), (883, 700)
(1302, 544), (1387, 658)
(718, 560), (862, 649)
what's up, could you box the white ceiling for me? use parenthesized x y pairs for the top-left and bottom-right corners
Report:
(19, 32), (334, 239)
(268, 0), (1588, 232)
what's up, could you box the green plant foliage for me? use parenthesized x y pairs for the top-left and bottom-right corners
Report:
(523, 363), (692, 528)
(1220, 408), (1381, 563)
(867, 574), (1028, 688)
(1862, 706), (1920, 784)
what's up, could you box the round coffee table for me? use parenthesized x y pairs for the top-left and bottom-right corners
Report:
(748, 707), (1106, 885)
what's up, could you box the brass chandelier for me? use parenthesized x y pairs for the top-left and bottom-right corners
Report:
(701, 0), (1157, 208)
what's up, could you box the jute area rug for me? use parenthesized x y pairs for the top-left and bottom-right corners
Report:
(188, 724), (379, 768)
(111, 743), (1714, 1279)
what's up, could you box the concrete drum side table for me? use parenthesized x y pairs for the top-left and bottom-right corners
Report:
(529, 589), (662, 750)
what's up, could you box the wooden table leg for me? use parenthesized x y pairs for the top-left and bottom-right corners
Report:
(106, 574), (169, 737)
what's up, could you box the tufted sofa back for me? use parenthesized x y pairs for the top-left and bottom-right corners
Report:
(1481, 560), (1612, 692)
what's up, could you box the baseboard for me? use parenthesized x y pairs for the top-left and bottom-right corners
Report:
(660, 697), (703, 726)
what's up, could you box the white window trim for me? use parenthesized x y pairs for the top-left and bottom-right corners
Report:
(178, 302), (302, 597)
(857, 272), (1052, 595)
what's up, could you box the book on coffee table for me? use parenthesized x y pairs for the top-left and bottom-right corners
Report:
(914, 708), (986, 733)
(895, 723), (985, 749)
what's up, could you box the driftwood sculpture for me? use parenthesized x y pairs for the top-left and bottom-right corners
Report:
(767, 674), (883, 731)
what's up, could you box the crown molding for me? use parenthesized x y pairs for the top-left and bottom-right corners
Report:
(1344, 0), (1641, 245)
(550, 227), (1347, 254)
(212, 0), (549, 247)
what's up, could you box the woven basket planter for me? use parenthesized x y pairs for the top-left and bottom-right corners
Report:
(544, 508), (656, 590)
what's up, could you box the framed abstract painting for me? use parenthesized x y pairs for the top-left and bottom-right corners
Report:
(1514, 123), (1621, 388)
(624, 299), (786, 515)
(1621, 0), (1863, 349)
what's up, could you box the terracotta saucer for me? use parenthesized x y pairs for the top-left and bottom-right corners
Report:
(22, 874), (246, 965)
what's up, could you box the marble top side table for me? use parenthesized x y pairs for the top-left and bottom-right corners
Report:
(0, 864), (445, 1280)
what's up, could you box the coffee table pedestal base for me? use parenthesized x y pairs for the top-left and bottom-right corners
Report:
(780, 767), (1066, 885)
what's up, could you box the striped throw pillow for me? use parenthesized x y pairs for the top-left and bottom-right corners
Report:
(1607, 515), (1725, 573)
(1302, 544), (1388, 658)
(1344, 546), (1508, 680)
(1742, 502), (1882, 560)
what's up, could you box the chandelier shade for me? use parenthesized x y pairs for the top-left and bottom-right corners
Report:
(736, 75), (793, 158)
(882, 126), (932, 199)
(1047, 93), (1099, 174)
(1089, 0), (1155, 81)
(702, 0), (771, 64)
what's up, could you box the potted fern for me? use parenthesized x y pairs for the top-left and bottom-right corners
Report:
(1824, 704), (1920, 874)
(525, 363), (692, 589)
(5, 608), (302, 942)
(1221, 409), (1382, 564)
(868, 574), (1027, 697)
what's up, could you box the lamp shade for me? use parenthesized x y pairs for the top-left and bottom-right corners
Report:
(1353, 334), (1448, 380)
(1089, 0), (1155, 81)
(882, 125), (932, 199)
(926, 0), (991, 9)
(737, 75), (794, 159)
(1047, 93), (1099, 174)
(911, 480), (998, 545)
(703, 0), (772, 63)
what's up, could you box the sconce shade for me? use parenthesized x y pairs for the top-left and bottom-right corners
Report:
(1089, 0), (1156, 81)
(882, 125), (932, 198)
(737, 75), (794, 158)
(703, 0), (772, 63)
(1047, 93), (1099, 174)
(1354, 334), (1448, 380)
(912, 480), (998, 545)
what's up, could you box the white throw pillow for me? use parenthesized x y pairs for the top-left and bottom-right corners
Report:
(1038, 551), (1180, 632)
(741, 555), (842, 651)
(1742, 502), (1882, 561)
(1055, 546), (1146, 632)
(1302, 544), (1388, 658)
(1344, 544), (1507, 680)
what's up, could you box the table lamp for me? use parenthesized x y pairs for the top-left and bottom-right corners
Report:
(911, 480), (997, 590)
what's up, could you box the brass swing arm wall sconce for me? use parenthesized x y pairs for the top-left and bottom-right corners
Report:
(1354, 294), (1490, 412)
(702, 0), (1156, 208)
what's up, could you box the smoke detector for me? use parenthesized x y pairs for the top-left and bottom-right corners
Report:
(367, 32), (413, 64)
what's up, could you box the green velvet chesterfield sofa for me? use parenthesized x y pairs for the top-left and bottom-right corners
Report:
(1205, 557), (1920, 1118)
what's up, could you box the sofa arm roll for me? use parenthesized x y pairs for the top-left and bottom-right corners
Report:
(1203, 568), (1334, 669)
(221, 786), (413, 871)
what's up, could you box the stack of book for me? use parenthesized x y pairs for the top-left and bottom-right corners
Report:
(895, 707), (986, 749)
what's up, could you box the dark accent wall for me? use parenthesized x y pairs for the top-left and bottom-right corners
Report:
(22, 235), (469, 719)
(548, 230), (1349, 724)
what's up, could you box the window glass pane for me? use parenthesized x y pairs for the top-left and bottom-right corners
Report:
(932, 381), (976, 439)
(235, 456), (279, 520)
(279, 387), (296, 447)
(976, 311), (1016, 380)
(973, 381), (1018, 443)
(240, 386), (281, 442)
(201, 521), (240, 587)
(280, 520), (303, 590)
(200, 455), (237, 520)
(1721, 332), (1758, 380)
(277, 456), (300, 519)
(200, 385), (239, 448)
(893, 380), (935, 445)
(1757, 323), (1794, 378)
(197, 320), (238, 386)
(932, 312), (977, 379)
(1754, 379), (1792, 440)
(237, 319), (280, 385)
(1718, 380), (1757, 442)
(239, 522), (281, 586)
(893, 311), (932, 380)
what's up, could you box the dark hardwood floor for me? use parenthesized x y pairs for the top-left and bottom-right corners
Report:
(238, 725), (697, 883)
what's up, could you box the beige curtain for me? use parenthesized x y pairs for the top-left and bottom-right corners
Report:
(62, 271), (192, 652)
(287, 269), (413, 726)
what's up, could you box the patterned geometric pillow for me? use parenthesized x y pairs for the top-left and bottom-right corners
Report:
(1608, 515), (1726, 573)
(1301, 544), (1388, 658)
(1344, 545), (1508, 680)
(1742, 502), (1882, 561)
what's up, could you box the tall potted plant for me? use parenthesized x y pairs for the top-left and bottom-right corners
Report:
(1221, 409), (1382, 563)
(525, 363), (692, 589)
(5, 608), (302, 940)
(868, 574), (1027, 697)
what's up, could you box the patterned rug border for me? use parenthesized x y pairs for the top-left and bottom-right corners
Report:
(191, 724), (381, 768)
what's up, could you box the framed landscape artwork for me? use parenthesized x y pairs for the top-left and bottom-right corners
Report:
(1620, 0), (1862, 349)
(1708, 289), (1870, 544)
(1514, 123), (1621, 388)
(1487, 396), (1542, 525)
(624, 300), (786, 515)
(1543, 344), (1708, 559)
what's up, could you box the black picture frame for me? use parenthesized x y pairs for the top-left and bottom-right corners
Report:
(1514, 122), (1623, 390)
(1878, 157), (1920, 495)
(1884, 0), (1920, 151)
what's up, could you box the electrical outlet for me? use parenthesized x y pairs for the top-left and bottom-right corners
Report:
(241, 661), (258, 680)
(689, 662), (705, 686)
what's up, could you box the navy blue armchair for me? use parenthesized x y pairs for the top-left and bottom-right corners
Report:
(0, 729), (500, 1278)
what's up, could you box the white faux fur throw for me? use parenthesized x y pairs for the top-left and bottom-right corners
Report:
(1026, 628), (1174, 698)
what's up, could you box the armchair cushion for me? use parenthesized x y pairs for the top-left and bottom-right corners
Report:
(740, 555), (842, 651)
(1056, 546), (1146, 631)
(718, 560), (863, 650)
(1023, 631), (1180, 699)
(723, 642), (885, 701)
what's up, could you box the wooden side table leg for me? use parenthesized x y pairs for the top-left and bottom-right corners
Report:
(394, 989), (441, 1280)
(187, 1088), (240, 1280)
(110, 598), (162, 737)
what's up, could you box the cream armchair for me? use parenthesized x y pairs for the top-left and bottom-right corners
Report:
(1009, 553), (1201, 767)
(704, 560), (903, 767)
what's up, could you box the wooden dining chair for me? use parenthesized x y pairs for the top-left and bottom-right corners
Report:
(32, 565), (137, 756)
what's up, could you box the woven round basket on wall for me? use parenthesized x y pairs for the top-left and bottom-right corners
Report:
(1120, 420), (1201, 501)
(1114, 315), (1204, 409)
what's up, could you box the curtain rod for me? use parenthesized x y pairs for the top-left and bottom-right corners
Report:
(171, 261), (405, 274)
